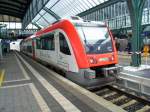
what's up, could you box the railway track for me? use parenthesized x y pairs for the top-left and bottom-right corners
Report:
(90, 85), (150, 112)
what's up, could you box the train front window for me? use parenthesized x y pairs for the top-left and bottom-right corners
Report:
(75, 25), (113, 54)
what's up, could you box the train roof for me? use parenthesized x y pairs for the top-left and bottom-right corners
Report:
(24, 17), (106, 41)
(24, 34), (36, 41)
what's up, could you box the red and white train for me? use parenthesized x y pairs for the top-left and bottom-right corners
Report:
(20, 17), (121, 88)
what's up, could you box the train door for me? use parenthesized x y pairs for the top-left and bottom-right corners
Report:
(45, 32), (57, 65)
(57, 31), (78, 72)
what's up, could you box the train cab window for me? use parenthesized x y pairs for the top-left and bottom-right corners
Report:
(59, 33), (71, 55)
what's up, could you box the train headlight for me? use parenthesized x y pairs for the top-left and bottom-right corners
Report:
(109, 55), (114, 61)
(89, 58), (94, 63)
(89, 57), (97, 64)
(110, 56), (114, 61)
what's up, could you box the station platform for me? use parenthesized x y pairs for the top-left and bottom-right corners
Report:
(117, 52), (150, 97)
(118, 65), (150, 97)
(0, 51), (125, 112)
(118, 52), (150, 66)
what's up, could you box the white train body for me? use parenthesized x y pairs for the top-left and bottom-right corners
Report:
(21, 18), (120, 88)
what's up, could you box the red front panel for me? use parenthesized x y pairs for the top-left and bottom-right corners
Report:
(87, 52), (118, 67)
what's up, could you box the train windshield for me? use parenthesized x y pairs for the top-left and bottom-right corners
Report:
(75, 25), (113, 54)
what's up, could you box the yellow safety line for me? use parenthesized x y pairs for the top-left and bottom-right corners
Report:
(0, 69), (5, 86)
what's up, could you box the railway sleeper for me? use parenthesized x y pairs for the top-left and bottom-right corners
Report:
(105, 93), (122, 101)
(95, 88), (111, 95)
(114, 97), (132, 106)
(123, 102), (145, 112)
(95, 89), (112, 96)
(136, 105), (150, 112)
(121, 100), (137, 108)
(102, 91), (117, 98)
(145, 108), (150, 112)
(111, 95), (127, 103)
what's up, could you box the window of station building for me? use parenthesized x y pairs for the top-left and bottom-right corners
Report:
(59, 33), (71, 55)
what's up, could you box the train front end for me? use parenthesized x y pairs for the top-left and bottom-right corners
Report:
(73, 20), (122, 88)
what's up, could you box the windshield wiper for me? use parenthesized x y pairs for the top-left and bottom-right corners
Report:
(80, 26), (87, 44)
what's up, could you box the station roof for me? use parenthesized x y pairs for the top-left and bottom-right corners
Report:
(32, 0), (109, 28)
(0, 0), (32, 22)
(0, 0), (110, 28)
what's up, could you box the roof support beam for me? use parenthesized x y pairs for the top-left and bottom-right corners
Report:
(14, 0), (27, 5)
(32, 22), (42, 29)
(0, 8), (23, 15)
(0, 0), (32, 21)
(22, 0), (46, 29)
(0, 1), (25, 9)
(0, 5), (24, 13)
(43, 7), (61, 21)
(0, 11), (22, 19)
(38, 13), (50, 25)
(49, 0), (61, 9)
(78, 0), (125, 17)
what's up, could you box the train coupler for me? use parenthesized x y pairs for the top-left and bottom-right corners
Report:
(102, 65), (123, 77)
(84, 69), (96, 79)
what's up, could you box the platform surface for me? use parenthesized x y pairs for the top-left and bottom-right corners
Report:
(122, 68), (150, 79)
(118, 64), (150, 96)
(0, 53), (29, 82)
(118, 52), (150, 66)
(0, 51), (124, 112)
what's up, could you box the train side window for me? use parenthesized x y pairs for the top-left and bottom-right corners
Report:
(41, 38), (46, 49)
(59, 33), (71, 55)
(46, 34), (55, 50)
(27, 46), (32, 53)
(36, 39), (41, 49)
(41, 34), (55, 50)
(36, 33), (55, 50)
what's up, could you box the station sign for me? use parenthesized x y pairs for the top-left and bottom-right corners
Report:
(143, 45), (149, 57)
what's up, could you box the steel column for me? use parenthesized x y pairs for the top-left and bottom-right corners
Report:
(32, 22), (41, 30)
(127, 0), (146, 67)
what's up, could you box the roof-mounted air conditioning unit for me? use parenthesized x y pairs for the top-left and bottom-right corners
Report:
(70, 16), (83, 20)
